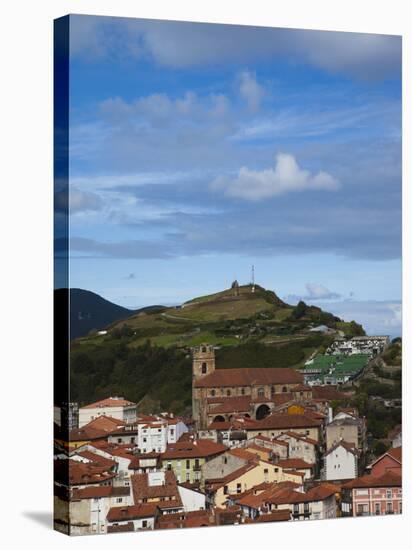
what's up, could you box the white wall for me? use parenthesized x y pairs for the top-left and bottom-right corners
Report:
(178, 485), (207, 512)
(325, 445), (357, 481)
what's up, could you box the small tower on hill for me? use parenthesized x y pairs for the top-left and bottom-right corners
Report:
(192, 344), (216, 381)
(231, 279), (240, 296)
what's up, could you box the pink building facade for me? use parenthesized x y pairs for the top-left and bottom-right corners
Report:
(342, 471), (402, 517)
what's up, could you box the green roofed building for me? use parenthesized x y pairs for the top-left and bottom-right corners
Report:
(300, 354), (369, 386)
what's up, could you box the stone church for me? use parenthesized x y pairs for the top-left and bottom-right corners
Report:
(192, 344), (309, 429)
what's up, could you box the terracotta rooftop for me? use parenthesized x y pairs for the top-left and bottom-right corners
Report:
(385, 446), (402, 464)
(71, 485), (130, 500)
(311, 386), (347, 401)
(131, 470), (182, 507)
(75, 451), (118, 469)
(156, 510), (215, 529)
(257, 413), (322, 430)
(343, 471), (402, 489)
(208, 396), (252, 414)
(54, 458), (116, 486)
(194, 368), (303, 388)
(69, 415), (127, 442)
(81, 397), (136, 409)
(275, 458), (314, 469)
(107, 503), (158, 522)
(162, 439), (227, 460)
(245, 509), (290, 523)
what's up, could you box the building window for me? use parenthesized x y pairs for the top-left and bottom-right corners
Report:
(227, 389), (231, 396)
(258, 387), (264, 398)
(201, 362), (207, 374)
(375, 503), (380, 515)
(282, 386), (288, 393)
(386, 490), (392, 499)
(142, 520), (147, 528)
(241, 388), (245, 395)
(186, 460), (190, 469)
(387, 502), (393, 514)
(211, 389), (216, 397)
(223, 486), (228, 495)
(236, 483), (242, 493)
(186, 472), (190, 481)
(116, 498), (123, 503)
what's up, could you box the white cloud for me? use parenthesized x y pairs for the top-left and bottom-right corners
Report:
(70, 17), (401, 81)
(211, 153), (340, 201)
(239, 71), (265, 112)
(69, 188), (103, 214)
(305, 283), (341, 300)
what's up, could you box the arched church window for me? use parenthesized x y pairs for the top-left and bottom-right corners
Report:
(201, 362), (207, 374)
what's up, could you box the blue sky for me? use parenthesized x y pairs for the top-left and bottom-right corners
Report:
(57, 15), (402, 337)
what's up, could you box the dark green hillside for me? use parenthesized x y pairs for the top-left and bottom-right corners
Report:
(56, 288), (137, 340)
(69, 284), (365, 414)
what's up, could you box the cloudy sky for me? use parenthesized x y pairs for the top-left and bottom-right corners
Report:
(56, 15), (402, 337)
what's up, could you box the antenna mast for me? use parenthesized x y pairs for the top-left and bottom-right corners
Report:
(251, 265), (255, 293)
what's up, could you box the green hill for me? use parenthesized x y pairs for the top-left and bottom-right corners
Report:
(69, 284), (365, 413)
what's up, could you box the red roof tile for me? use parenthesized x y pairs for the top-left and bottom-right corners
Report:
(194, 368), (303, 388)
(343, 471), (402, 489)
(107, 503), (158, 522)
(162, 439), (227, 460)
(82, 397), (136, 409)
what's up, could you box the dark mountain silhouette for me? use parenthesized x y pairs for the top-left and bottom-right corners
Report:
(55, 288), (136, 340)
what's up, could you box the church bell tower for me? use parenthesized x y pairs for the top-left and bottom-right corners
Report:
(192, 344), (215, 380)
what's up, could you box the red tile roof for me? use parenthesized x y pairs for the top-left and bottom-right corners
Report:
(208, 396), (252, 414)
(131, 470), (182, 507)
(245, 510), (291, 522)
(343, 471), (402, 489)
(275, 458), (314, 470)
(55, 458), (116, 486)
(69, 415), (127, 441)
(386, 446), (402, 463)
(71, 486), (130, 500)
(75, 451), (118, 469)
(311, 386), (347, 401)
(82, 397), (136, 409)
(257, 413), (322, 430)
(162, 439), (227, 460)
(107, 503), (158, 522)
(156, 510), (215, 529)
(194, 368), (303, 388)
